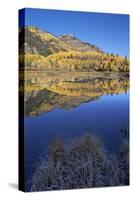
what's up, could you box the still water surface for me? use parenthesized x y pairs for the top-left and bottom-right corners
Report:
(25, 92), (129, 183)
(23, 73), (129, 186)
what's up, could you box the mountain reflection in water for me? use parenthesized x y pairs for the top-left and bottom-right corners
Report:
(21, 72), (129, 116)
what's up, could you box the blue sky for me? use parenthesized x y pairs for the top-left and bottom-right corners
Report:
(19, 8), (129, 57)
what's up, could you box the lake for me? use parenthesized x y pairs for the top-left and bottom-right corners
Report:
(23, 72), (129, 190)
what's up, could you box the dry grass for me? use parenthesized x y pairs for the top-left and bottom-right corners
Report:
(29, 134), (129, 192)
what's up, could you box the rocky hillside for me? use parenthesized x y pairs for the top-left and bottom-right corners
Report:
(19, 26), (102, 56)
(19, 26), (74, 56)
(59, 34), (102, 52)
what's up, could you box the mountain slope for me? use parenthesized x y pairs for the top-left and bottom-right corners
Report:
(19, 26), (74, 56)
(19, 26), (103, 56)
(59, 34), (102, 53)
(19, 26), (129, 72)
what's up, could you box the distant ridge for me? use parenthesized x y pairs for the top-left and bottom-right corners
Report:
(59, 34), (103, 53)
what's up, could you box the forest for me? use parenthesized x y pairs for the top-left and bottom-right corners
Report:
(19, 51), (129, 72)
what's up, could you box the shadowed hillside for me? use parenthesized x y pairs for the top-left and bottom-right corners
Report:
(19, 26), (74, 56)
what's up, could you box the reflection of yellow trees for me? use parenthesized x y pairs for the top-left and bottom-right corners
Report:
(46, 79), (129, 97)
(23, 75), (129, 116)
(20, 51), (129, 72)
(23, 74), (129, 97)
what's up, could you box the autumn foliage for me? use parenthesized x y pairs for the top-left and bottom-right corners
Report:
(20, 51), (129, 72)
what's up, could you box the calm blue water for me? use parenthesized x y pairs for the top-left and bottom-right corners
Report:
(25, 92), (129, 186)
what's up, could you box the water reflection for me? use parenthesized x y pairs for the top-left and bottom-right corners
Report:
(21, 72), (129, 116)
(23, 71), (129, 191)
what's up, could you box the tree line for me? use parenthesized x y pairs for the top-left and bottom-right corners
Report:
(19, 51), (129, 72)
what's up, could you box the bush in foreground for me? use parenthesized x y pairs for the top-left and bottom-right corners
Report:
(30, 134), (129, 191)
